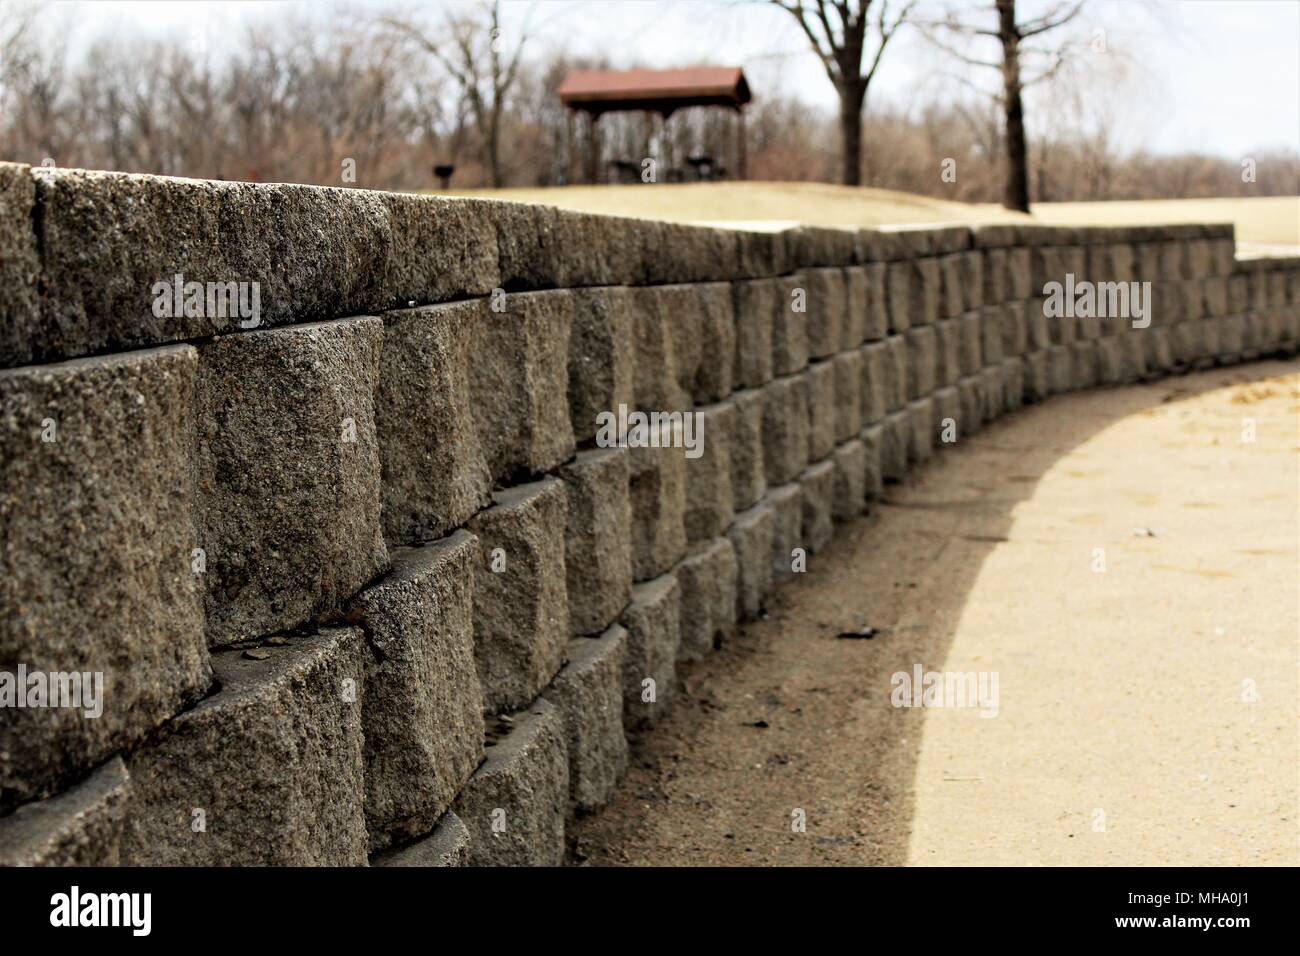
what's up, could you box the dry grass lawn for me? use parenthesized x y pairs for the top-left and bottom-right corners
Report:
(435, 181), (1299, 249)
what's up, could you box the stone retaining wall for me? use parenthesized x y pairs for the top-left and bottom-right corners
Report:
(1, 163), (1297, 865)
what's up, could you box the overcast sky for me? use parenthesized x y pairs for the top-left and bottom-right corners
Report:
(34, 0), (1300, 160)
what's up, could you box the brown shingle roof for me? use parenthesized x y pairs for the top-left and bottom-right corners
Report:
(558, 67), (751, 113)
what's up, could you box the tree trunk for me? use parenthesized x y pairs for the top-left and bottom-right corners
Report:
(998, 0), (1031, 213)
(838, 80), (866, 187)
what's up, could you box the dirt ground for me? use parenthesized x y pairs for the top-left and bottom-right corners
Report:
(569, 360), (1300, 866)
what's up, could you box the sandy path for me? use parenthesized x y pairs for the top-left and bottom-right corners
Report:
(569, 360), (1299, 866)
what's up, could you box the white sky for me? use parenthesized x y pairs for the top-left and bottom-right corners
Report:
(28, 0), (1300, 159)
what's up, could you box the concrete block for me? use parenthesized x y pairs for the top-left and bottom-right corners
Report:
(1007, 248), (1033, 300)
(25, 170), (400, 365)
(627, 427), (688, 581)
(675, 537), (739, 662)
(467, 479), (569, 714)
(981, 305), (1006, 364)
(471, 290), (575, 483)
(452, 700), (568, 867)
(939, 254), (964, 318)
(862, 262), (888, 341)
(559, 448), (633, 636)
(983, 248), (1008, 305)
(1143, 328), (1174, 375)
(379, 302), (491, 544)
(960, 250), (984, 311)
(958, 376), (984, 430)
(860, 425), (884, 502)
(729, 501), (775, 620)
(548, 628), (629, 815)
(629, 287), (691, 413)
(773, 275), (810, 374)
(979, 367), (1005, 421)
(1070, 341), (1100, 389)
(684, 402), (735, 544)
(196, 318), (388, 645)
(832, 350), (865, 441)
(831, 440), (867, 521)
(620, 574), (682, 730)
(804, 360), (837, 460)
(800, 459), (836, 554)
(669, 283), (735, 404)
(1022, 352), (1050, 402)
(0, 758), (130, 866)
(123, 628), (368, 866)
(0, 346), (209, 809)
(728, 389), (767, 509)
(908, 257), (941, 326)
(765, 483), (803, 583)
(731, 279), (777, 388)
(1026, 301), (1052, 350)
(1000, 357), (1025, 412)
(905, 326), (937, 400)
(886, 260), (912, 333)
(762, 374), (810, 485)
(933, 318), (962, 387)
(0, 163), (40, 368)
(1047, 345), (1073, 394)
(860, 342), (888, 425)
(881, 412), (910, 482)
(352, 530), (483, 851)
(569, 287), (636, 444)
(958, 310), (983, 375)
(906, 399), (934, 465)
(373, 811), (470, 867)
(884, 335), (909, 412)
(804, 268), (847, 359)
(1000, 302), (1029, 357)
(842, 266), (869, 349)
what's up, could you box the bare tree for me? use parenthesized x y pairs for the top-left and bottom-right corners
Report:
(380, 1), (534, 188)
(770, 0), (916, 186)
(924, 0), (1085, 211)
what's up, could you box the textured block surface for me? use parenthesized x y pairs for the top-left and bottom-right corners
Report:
(675, 536), (739, 662)
(467, 479), (569, 714)
(0, 757), (130, 866)
(800, 459), (836, 553)
(379, 302), (491, 544)
(1, 345), (209, 809)
(470, 290), (575, 483)
(196, 317), (388, 645)
(547, 627), (629, 815)
(627, 430), (688, 581)
(452, 700), (568, 867)
(352, 530), (484, 851)
(373, 810), (470, 867)
(729, 501), (775, 619)
(620, 574), (682, 730)
(559, 447), (633, 635)
(569, 287), (636, 444)
(123, 628), (368, 866)
(728, 389), (768, 509)
(762, 374), (810, 485)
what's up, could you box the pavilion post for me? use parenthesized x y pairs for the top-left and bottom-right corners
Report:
(736, 109), (747, 181)
(586, 111), (601, 185)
